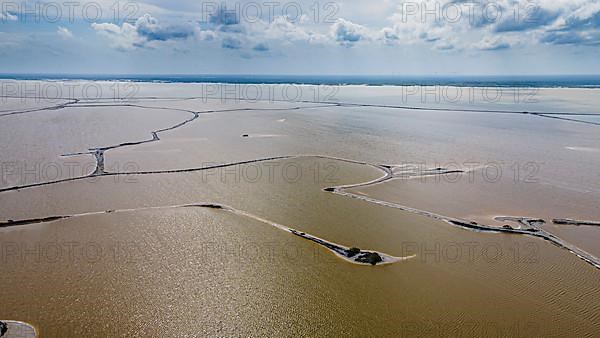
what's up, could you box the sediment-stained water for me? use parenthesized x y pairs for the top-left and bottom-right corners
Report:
(1, 82), (599, 336)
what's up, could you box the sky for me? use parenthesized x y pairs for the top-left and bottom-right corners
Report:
(1, 0), (600, 75)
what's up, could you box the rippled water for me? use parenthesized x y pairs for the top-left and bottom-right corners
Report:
(1, 82), (599, 336)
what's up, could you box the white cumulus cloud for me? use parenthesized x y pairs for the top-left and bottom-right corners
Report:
(330, 18), (372, 47)
(57, 26), (74, 39)
(92, 14), (208, 50)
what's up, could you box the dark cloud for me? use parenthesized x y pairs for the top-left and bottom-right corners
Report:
(252, 43), (269, 52)
(461, 2), (600, 47)
(136, 14), (196, 42)
(222, 37), (242, 49)
(382, 29), (399, 41)
(563, 10), (600, 30)
(206, 8), (245, 34)
(419, 32), (440, 43)
(209, 7), (240, 26)
(541, 8), (600, 45)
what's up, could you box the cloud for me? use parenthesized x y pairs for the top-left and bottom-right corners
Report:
(476, 37), (510, 50)
(263, 16), (308, 40)
(190, 7), (325, 50)
(262, 16), (328, 44)
(541, 30), (600, 46)
(204, 6), (246, 34)
(561, 2), (600, 30)
(92, 14), (202, 50)
(135, 14), (196, 41)
(92, 10), (329, 52)
(57, 26), (73, 39)
(380, 27), (400, 45)
(252, 43), (269, 52)
(222, 37), (242, 49)
(494, 8), (561, 33)
(1, 11), (17, 21)
(381, 0), (600, 50)
(210, 14), (329, 51)
(435, 41), (455, 50)
(92, 22), (144, 50)
(385, 2), (461, 48)
(88, 1), (600, 54)
(330, 18), (371, 46)
(540, 2), (600, 45)
(208, 7), (240, 26)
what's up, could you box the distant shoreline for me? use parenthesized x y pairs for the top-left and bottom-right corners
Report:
(2, 74), (600, 88)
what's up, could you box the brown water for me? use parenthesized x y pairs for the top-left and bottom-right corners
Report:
(1, 82), (599, 337)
